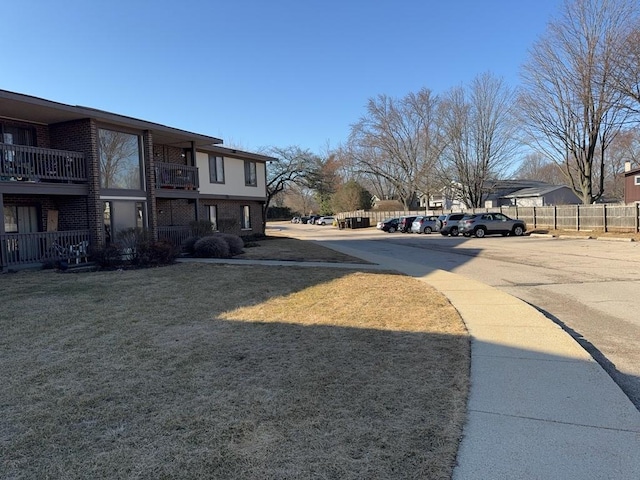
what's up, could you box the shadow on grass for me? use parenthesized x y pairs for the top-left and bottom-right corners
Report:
(0, 264), (468, 479)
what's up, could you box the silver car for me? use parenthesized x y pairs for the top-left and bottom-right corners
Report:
(410, 215), (440, 234)
(458, 212), (526, 238)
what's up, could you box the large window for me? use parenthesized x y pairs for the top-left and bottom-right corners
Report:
(241, 205), (251, 230)
(99, 128), (143, 190)
(244, 161), (257, 186)
(209, 155), (224, 183)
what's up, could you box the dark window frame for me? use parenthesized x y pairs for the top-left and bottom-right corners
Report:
(244, 161), (257, 187)
(208, 155), (225, 184)
(241, 205), (251, 230)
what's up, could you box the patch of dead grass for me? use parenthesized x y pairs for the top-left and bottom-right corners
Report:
(1, 263), (468, 479)
(236, 236), (371, 263)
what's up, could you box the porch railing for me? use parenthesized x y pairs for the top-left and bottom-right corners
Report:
(158, 225), (191, 248)
(0, 143), (87, 183)
(0, 230), (91, 269)
(155, 162), (199, 190)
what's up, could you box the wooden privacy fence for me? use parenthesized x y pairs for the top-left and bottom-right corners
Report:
(338, 204), (640, 233)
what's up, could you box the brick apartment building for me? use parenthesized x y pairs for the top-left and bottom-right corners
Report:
(0, 89), (276, 270)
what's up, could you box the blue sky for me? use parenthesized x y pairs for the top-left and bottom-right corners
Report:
(3, 0), (562, 154)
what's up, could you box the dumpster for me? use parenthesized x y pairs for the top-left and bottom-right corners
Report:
(345, 217), (370, 229)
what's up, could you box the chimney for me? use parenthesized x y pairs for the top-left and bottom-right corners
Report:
(624, 161), (632, 172)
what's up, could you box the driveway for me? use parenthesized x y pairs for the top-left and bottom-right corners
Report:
(273, 223), (640, 410)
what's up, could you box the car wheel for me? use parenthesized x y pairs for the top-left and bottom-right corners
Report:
(512, 225), (524, 236)
(450, 227), (459, 236)
(474, 227), (486, 238)
(424, 227), (432, 234)
(388, 226), (396, 233)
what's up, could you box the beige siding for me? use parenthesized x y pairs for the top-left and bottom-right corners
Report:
(196, 152), (266, 199)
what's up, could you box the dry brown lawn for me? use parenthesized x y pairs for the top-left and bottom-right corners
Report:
(236, 236), (372, 263)
(1, 254), (469, 479)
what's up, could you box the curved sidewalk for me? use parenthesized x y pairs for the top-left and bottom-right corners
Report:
(302, 240), (640, 479)
(179, 243), (640, 478)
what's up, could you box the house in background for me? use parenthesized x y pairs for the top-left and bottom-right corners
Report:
(0, 89), (275, 270)
(499, 184), (582, 207)
(624, 163), (640, 204)
(482, 180), (581, 208)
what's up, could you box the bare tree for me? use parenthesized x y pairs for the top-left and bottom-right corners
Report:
(262, 145), (316, 226)
(439, 72), (519, 207)
(282, 182), (318, 216)
(519, 0), (636, 204)
(347, 88), (443, 209)
(610, 20), (640, 114)
(331, 180), (372, 212)
(515, 152), (567, 184)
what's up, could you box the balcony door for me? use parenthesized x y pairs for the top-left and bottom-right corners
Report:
(4, 205), (39, 261)
(1, 125), (35, 176)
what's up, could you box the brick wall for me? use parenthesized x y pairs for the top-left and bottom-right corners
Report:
(153, 144), (187, 165)
(49, 118), (102, 246)
(198, 199), (264, 236)
(156, 198), (197, 226)
(2, 195), (88, 231)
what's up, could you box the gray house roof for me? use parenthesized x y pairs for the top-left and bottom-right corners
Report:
(503, 185), (570, 198)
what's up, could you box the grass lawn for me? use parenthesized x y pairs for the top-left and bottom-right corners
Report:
(1, 246), (469, 479)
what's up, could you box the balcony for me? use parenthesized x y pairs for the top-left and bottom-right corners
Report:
(155, 162), (199, 190)
(0, 143), (87, 183)
(0, 230), (91, 269)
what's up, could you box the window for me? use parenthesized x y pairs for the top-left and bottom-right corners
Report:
(98, 128), (143, 190)
(635, 176), (640, 186)
(208, 205), (218, 231)
(2, 125), (35, 146)
(4, 205), (38, 233)
(241, 205), (251, 229)
(208, 155), (224, 183)
(244, 161), (257, 186)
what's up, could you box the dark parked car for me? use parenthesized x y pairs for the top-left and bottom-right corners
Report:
(398, 215), (418, 233)
(376, 217), (400, 233)
(307, 215), (321, 224)
(458, 212), (527, 238)
(438, 213), (466, 236)
(411, 215), (440, 234)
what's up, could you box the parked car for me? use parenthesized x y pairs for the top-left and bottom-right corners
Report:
(398, 215), (418, 233)
(316, 216), (335, 226)
(376, 217), (400, 232)
(438, 213), (466, 236)
(458, 212), (527, 238)
(291, 216), (301, 223)
(307, 215), (321, 224)
(411, 215), (440, 234)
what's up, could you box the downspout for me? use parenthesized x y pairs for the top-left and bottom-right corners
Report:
(191, 141), (199, 221)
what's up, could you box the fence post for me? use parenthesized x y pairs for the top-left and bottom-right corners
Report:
(576, 205), (580, 231)
(603, 204), (607, 232)
(554, 206), (557, 230)
(637, 203), (640, 233)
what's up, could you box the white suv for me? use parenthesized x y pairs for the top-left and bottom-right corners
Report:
(316, 216), (335, 226)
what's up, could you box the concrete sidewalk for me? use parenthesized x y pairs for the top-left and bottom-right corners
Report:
(180, 243), (640, 478)
(316, 241), (640, 479)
